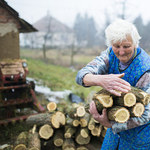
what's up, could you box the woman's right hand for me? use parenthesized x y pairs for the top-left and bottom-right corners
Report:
(98, 73), (131, 96)
(83, 73), (131, 96)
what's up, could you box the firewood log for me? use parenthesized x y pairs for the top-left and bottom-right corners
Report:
(64, 127), (77, 138)
(28, 125), (40, 150)
(80, 127), (89, 138)
(85, 89), (113, 113)
(62, 138), (76, 150)
(101, 128), (107, 138)
(26, 113), (53, 127)
(53, 129), (64, 147)
(88, 117), (96, 130)
(91, 124), (103, 137)
(113, 92), (136, 107)
(80, 113), (91, 127)
(66, 117), (80, 127)
(51, 111), (66, 128)
(67, 106), (85, 118)
(13, 132), (28, 150)
(76, 145), (89, 150)
(47, 102), (57, 111)
(130, 86), (150, 105)
(107, 106), (130, 123)
(39, 124), (54, 140)
(128, 102), (145, 117)
(75, 129), (91, 145)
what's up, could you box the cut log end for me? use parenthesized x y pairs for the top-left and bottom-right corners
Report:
(133, 103), (145, 117)
(96, 95), (113, 108)
(73, 120), (80, 127)
(13, 144), (26, 150)
(114, 108), (130, 123)
(124, 93), (136, 107)
(54, 139), (63, 147)
(77, 106), (85, 117)
(47, 102), (57, 111)
(39, 124), (54, 140)
(51, 111), (65, 128)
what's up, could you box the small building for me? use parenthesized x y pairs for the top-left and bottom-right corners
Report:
(21, 13), (75, 49)
(0, 0), (37, 59)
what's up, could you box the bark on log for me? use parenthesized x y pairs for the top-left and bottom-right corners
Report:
(128, 102), (145, 117)
(75, 130), (91, 145)
(80, 113), (91, 127)
(85, 89), (113, 113)
(107, 106), (130, 123)
(131, 86), (150, 105)
(66, 117), (80, 127)
(39, 124), (54, 140)
(88, 117), (96, 130)
(13, 132), (28, 150)
(64, 127), (77, 138)
(53, 129), (64, 147)
(67, 106), (85, 118)
(47, 102), (57, 111)
(62, 138), (76, 150)
(28, 132), (40, 150)
(26, 113), (53, 127)
(113, 92), (136, 107)
(80, 127), (89, 138)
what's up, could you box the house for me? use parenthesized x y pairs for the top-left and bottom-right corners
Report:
(0, 0), (37, 59)
(21, 13), (75, 49)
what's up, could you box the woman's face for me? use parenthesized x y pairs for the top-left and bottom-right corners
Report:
(112, 35), (135, 63)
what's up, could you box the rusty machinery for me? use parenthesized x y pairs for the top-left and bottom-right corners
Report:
(0, 59), (45, 126)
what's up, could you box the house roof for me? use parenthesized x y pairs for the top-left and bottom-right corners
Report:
(33, 14), (73, 33)
(0, 0), (38, 33)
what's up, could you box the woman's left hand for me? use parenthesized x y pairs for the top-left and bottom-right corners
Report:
(89, 101), (112, 128)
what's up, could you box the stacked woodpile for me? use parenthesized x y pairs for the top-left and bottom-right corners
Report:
(85, 86), (150, 123)
(12, 102), (106, 150)
(12, 86), (150, 150)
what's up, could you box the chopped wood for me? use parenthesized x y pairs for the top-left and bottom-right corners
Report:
(88, 117), (95, 130)
(28, 127), (40, 150)
(113, 92), (136, 107)
(80, 127), (89, 138)
(13, 132), (28, 150)
(62, 138), (76, 150)
(107, 106), (130, 123)
(76, 146), (89, 150)
(47, 102), (57, 111)
(75, 130), (91, 145)
(39, 124), (54, 140)
(26, 113), (52, 127)
(51, 111), (66, 128)
(53, 129), (64, 147)
(67, 106), (85, 118)
(64, 127), (77, 138)
(80, 113), (91, 127)
(0, 144), (13, 150)
(128, 102), (145, 117)
(66, 117), (80, 127)
(101, 128), (107, 138)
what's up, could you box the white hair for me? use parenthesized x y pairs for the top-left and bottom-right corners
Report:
(105, 19), (141, 48)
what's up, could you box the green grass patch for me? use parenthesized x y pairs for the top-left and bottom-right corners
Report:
(24, 58), (100, 98)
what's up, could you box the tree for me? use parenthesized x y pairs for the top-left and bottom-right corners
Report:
(74, 13), (97, 48)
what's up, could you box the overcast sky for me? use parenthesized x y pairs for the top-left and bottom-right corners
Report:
(5, 0), (150, 28)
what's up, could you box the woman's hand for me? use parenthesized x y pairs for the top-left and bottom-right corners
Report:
(83, 73), (131, 96)
(99, 73), (131, 96)
(89, 101), (112, 128)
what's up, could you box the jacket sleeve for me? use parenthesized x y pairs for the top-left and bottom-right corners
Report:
(76, 49), (109, 86)
(111, 72), (150, 134)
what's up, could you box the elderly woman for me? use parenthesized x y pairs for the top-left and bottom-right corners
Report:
(76, 19), (150, 150)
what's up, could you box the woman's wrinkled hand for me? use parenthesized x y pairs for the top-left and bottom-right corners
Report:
(98, 73), (131, 96)
(89, 101), (112, 128)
